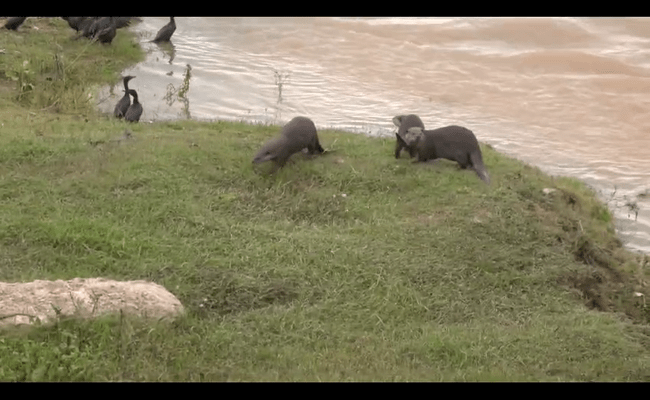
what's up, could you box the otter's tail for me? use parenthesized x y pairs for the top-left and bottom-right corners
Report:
(470, 151), (490, 184)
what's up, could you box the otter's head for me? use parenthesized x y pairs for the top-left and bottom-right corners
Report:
(393, 115), (424, 140)
(252, 137), (281, 164)
(398, 126), (424, 147)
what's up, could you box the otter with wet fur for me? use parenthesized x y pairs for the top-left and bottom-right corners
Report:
(400, 125), (490, 184)
(253, 116), (325, 173)
(393, 114), (425, 159)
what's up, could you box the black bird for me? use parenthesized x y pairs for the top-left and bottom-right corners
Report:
(114, 17), (142, 29)
(88, 17), (112, 39)
(113, 76), (136, 118)
(124, 89), (143, 123)
(77, 17), (94, 31)
(80, 17), (101, 38)
(95, 17), (116, 44)
(77, 17), (99, 39)
(4, 17), (27, 30)
(152, 17), (175, 43)
(62, 17), (86, 32)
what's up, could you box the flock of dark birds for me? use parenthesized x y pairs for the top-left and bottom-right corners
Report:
(4, 16), (176, 45)
(4, 16), (177, 123)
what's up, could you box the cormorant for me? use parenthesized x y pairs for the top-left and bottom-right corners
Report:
(4, 17), (27, 30)
(95, 17), (116, 44)
(62, 17), (86, 32)
(114, 17), (142, 29)
(87, 17), (112, 39)
(113, 76), (136, 118)
(124, 89), (143, 123)
(152, 17), (175, 43)
(78, 17), (99, 39)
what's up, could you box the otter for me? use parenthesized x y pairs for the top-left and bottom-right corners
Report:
(392, 114), (425, 159)
(400, 125), (490, 184)
(252, 116), (325, 173)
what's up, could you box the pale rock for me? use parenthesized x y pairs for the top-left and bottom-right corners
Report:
(0, 278), (184, 328)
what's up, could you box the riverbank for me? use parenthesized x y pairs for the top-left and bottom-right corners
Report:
(1, 17), (649, 381)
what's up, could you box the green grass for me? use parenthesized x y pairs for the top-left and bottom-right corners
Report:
(1, 18), (650, 382)
(0, 17), (143, 115)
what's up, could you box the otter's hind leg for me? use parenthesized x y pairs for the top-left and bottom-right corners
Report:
(456, 152), (473, 169)
(308, 137), (325, 155)
(395, 134), (407, 159)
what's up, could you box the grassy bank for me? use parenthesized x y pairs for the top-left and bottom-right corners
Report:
(1, 18), (650, 382)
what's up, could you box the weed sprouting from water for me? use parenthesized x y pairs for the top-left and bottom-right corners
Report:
(179, 64), (191, 98)
(602, 185), (643, 223)
(272, 68), (290, 104)
(626, 200), (640, 221)
(163, 63), (192, 119)
(272, 68), (290, 123)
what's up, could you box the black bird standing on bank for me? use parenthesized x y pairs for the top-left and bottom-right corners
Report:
(77, 17), (98, 39)
(113, 76), (136, 118)
(61, 17), (86, 32)
(4, 17), (27, 30)
(114, 17), (142, 29)
(124, 89), (143, 123)
(95, 17), (117, 44)
(152, 17), (176, 43)
(87, 17), (112, 39)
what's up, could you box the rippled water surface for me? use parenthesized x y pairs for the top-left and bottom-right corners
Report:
(98, 17), (650, 254)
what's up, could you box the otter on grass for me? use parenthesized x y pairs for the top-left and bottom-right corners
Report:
(392, 114), (425, 159)
(253, 116), (325, 174)
(400, 125), (490, 184)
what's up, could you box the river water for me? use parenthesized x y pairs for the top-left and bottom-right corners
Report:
(97, 17), (650, 255)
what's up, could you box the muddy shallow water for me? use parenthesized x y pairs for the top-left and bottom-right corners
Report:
(97, 17), (650, 254)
